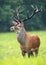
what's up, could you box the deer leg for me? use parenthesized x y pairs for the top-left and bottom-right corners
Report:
(27, 49), (30, 57)
(28, 51), (33, 58)
(22, 51), (26, 57)
(35, 49), (38, 56)
(30, 51), (34, 56)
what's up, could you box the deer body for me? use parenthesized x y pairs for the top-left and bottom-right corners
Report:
(17, 27), (40, 50)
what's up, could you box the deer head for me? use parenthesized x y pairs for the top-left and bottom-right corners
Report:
(10, 19), (24, 33)
(10, 6), (42, 32)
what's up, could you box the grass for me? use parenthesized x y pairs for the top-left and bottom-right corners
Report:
(0, 31), (46, 65)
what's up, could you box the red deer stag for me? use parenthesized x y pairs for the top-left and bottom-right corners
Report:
(10, 6), (41, 57)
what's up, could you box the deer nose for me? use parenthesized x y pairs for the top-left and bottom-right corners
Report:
(10, 27), (14, 31)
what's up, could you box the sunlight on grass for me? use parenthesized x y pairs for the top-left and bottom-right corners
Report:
(0, 56), (46, 65)
(0, 31), (46, 65)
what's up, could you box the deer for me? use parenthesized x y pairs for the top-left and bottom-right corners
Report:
(10, 6), (41, 57)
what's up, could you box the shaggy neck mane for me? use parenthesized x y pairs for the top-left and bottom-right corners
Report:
(16, 27), (26, 45)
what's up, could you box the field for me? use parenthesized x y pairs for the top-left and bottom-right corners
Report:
(0, 31), (46, 65)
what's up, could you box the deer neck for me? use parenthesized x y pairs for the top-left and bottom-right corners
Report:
(16, 27), (26, 45)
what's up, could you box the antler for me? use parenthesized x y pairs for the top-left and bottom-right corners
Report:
(13, 6), (24, 23)
(13, 5), (42, 24)
(22, 6), (42, 22)
(16, 6), (24, 20)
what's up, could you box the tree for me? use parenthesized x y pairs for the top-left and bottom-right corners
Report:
(0, 0), (46, 32)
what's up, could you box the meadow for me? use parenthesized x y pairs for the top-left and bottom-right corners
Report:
(0, 31), (46, 65)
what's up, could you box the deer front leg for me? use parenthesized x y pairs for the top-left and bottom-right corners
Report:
(28, 50), (34, 58)
(20, 45), (26, 57)
(22, 50), (26, 57)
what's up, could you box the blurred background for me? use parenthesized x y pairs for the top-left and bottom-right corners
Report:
(0, 0), (46, 32)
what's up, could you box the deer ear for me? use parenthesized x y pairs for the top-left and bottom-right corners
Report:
(12, 21), (18, 25)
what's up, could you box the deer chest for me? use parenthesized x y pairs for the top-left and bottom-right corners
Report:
(17, 32), (26, 45)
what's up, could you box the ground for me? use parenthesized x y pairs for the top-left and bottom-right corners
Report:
(0, 31), (46, 65)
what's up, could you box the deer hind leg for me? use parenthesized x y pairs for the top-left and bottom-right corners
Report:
(35, 48), (39, 56)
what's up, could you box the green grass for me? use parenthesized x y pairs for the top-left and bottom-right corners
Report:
(0, 31), (46, 65)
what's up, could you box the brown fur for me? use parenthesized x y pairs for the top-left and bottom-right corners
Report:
(20, 33), (40, 57)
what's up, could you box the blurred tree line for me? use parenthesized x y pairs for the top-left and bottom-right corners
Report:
(0, 0), (46, 32)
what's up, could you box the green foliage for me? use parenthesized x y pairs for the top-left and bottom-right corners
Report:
(0, 0), (46, 32)
(0, 31), (46, 65)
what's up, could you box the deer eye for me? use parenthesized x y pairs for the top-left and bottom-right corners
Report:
(18, 26), (21, 27)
